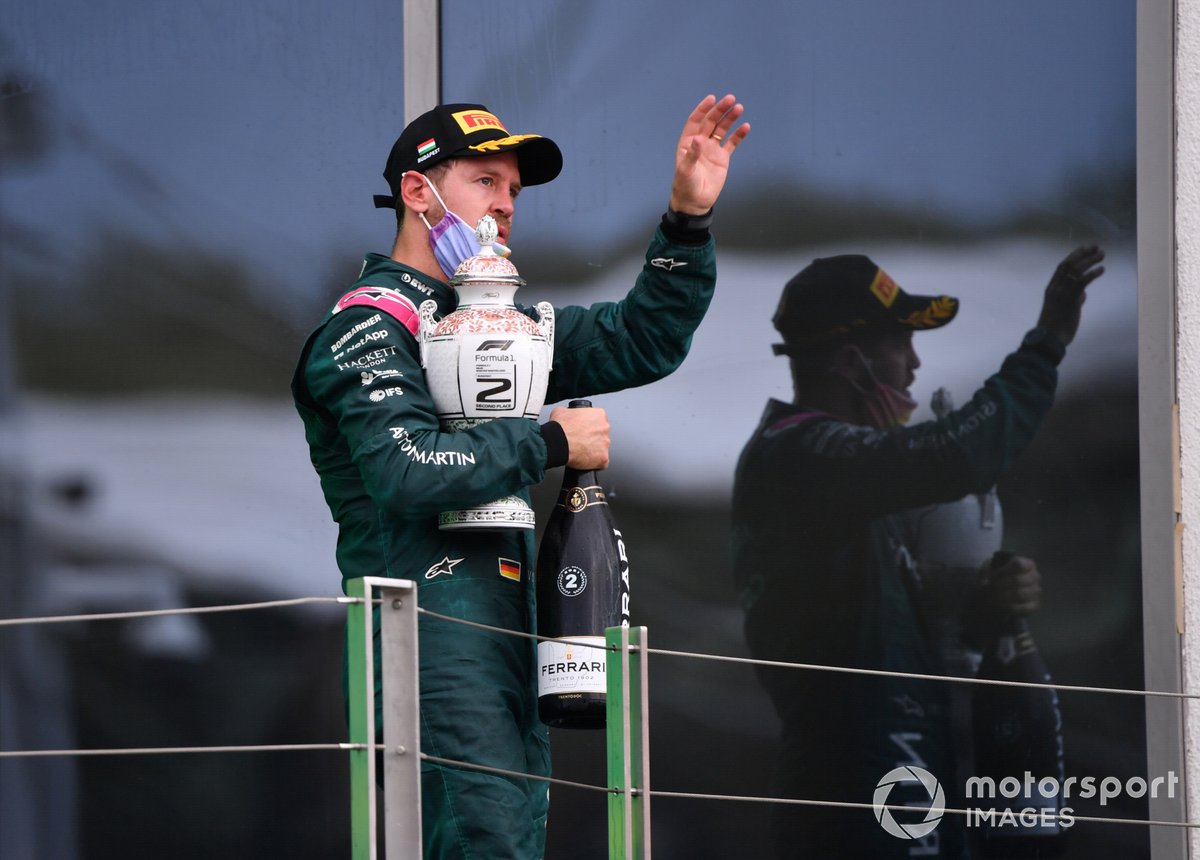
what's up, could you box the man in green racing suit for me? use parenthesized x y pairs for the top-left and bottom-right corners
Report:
(293, 96), (749, 859)
(731, 248), (1104, 858)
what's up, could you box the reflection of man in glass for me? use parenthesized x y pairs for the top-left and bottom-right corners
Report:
(293, 95), (749, 859)
(730, 248), (1104, 858)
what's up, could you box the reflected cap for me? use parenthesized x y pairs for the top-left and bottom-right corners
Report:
(772, 254), (959, 355)
(373, 103), (563, 208)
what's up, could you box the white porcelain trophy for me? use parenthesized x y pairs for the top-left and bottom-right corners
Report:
(418, 215), (555, 530)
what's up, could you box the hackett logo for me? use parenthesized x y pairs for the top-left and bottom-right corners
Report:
(453, 109), (506, 134)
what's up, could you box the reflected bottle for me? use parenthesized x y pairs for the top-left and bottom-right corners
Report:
(536, 401), (631, 729)
(972, 552), (1068, 858)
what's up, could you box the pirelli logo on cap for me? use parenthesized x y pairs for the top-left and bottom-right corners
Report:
(453, 109), (507, 135)
(869, 268), (899, 308)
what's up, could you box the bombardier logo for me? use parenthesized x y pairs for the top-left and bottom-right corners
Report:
(650, 257), (687, 271)
(331, 314), (383, 352)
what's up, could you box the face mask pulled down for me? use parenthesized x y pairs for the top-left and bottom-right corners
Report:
(837, 346), (919, 429)
(413, 173), (510, 277)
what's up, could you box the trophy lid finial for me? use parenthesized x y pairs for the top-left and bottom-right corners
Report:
(931, 387), (953, 418)
(474, 215), (499, 254)
(450, 214), (525, 288)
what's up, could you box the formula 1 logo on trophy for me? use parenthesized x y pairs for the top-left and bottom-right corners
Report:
(418, 214), (554, 530)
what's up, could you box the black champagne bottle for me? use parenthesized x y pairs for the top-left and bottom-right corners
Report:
(972, 552), (1067, 858)
(536, 400), (631, 729)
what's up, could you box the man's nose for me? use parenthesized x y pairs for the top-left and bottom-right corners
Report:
(492, 190), (515, 218)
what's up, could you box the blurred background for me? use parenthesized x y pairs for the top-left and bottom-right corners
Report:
(1, 1), (1142, 857)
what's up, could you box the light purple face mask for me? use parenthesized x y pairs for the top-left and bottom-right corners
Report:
(412, 173), (509, 278)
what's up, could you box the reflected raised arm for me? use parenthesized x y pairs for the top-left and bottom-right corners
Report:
(1037, 244), (1106, 347)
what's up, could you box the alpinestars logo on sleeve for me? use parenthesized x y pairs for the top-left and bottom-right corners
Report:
(424, 557), (464, 579)
(650, 257), (687, 271)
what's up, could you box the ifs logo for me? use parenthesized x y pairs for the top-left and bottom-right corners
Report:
(872, 766), (945, 840)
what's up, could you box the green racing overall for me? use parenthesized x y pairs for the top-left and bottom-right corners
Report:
(293, 223), (715, 859)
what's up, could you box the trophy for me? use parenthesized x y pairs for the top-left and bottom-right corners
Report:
(418, 215), (554, 530)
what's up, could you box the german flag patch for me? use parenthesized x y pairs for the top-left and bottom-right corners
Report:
(499, 558), (521, 582)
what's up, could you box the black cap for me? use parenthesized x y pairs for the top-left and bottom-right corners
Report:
(373, 103), (563, 208)
(772, 254), (959, 355)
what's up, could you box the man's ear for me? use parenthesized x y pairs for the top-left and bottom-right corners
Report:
(398, 171), (431, 216)
(828, 343), (865, 379)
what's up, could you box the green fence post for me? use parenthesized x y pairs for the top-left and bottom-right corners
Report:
(606, 625), (651, 859)
(346, 577), (377, 860)
(346, 577), (423, 860)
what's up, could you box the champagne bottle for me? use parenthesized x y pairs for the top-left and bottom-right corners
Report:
(971, 551), (1067, 858)
(536, 400), (631, 729)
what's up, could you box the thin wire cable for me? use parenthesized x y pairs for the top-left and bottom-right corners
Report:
(420, 753), (613, 795)
(4, 739), (1195, 832)
(646, 645), (1200, 700)
(0, 743), (366, 758)
(414, 751), (1200, 832)
(0, 596), (364, 627)
(0, 743), (613, 795)
(419, 605), (1200, 701)
(646, 790), (1200, 831)
(3, 595), (1195, 833)
(418, 606), (544, 642)
(6, 599), (1187, 703)
(414, 612), (1200, 830)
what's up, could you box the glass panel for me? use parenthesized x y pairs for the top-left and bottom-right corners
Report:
(0, 1), (1151, 857)
(442, 1), (1145, 857)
